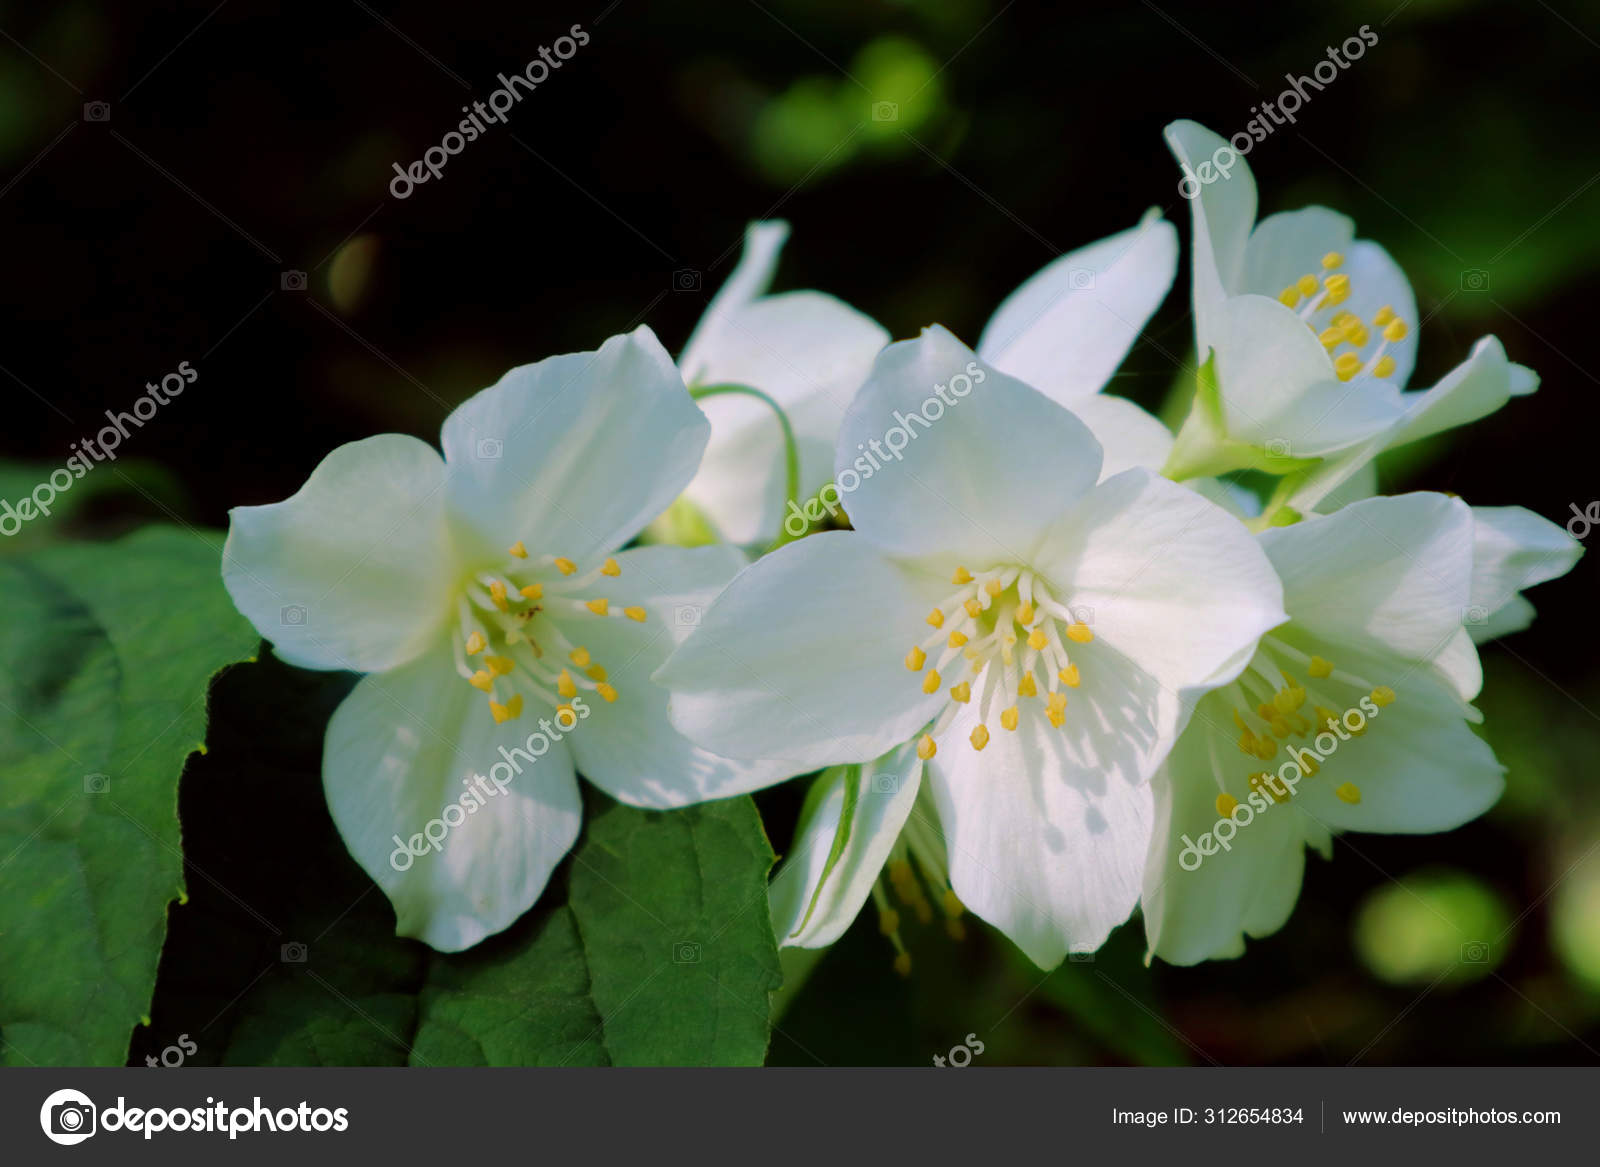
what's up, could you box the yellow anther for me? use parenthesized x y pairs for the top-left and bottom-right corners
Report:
(1323, 284), (1349, 307)
(519, 583), (543, 600)
(485, 654), (515, 677)
(1382, 318), (1408, 342)
(489, 580), (509, 609)
(970, 724), (990, 751)
(569, 646), (591, 668)
(905, 645), (927, 671)
(1319, 326), (1344, 349)
(1216, 793), (1239, 817)
(585, 664), (608, 682)
(508, 540), (528, 559)
(1026, 628), (1049, 652)
(601, 557), (621, 577)
(468, 670), (493, 693)
(916, 734), (937, 760)
(1279, 285), (1301, 307)
(1269, 716), (1292, 739)
(557, 670), (577, 699)
(624, 606), (647, 622)
(1257, 702), (1275, 720)
(553, 557), (577, 575)
(556, 703), (578, 728)
(1324, 273), (1350, 293)
(926, 607), (945, 629)
(1372, 355), (1396, 378)
(1344, 323), (1370, 347)
(1296, 273), (1318, 296)
(888, 859), (914, 886)
(878, 908), (901, 935)
(1308, 655), (1334, 678)
(948, 630), (968, 648)
(489, 695), (522, 724)
(1315, 705), (1341, 734)
(984, 578), (1004, 597)
(1046, 707), (1065, 728)
(1017, 673), (1038, 698)
(585, 597), (609, 616)
(922, 669), (941, 695)
(951, 566), (973, 585)
(1335, 782), (1362, 805)
(1016, 601), (1035, 624)
(489, 700), (509, 723)
(1334, 352), (1363, 381)
(1000, 706), (1019, 731)
(1249, 772), (1287, 804)
(1046, 691), (1067, 715)
(504, 628), (523, 645)
(1321, 251), (1344, 270)
(1373, 305), (1396, 327)
(1273, 687), (1303, 715)
(1371, 685), (1396, 707)
(596, 682), (618, 703)
(1298, 751), (1321, 777)
(465, 630), (487, 655)
(964, 598), (984, 619)
(1255, 737), (1279, 761)
(949, 681), (971, 703)
(1058, 664), (1080, 687)
(1238, 731), (1260, 757)
(505, 694), (523, 718)
(893, 952), (913, 977)
(1066, 622), (1093, 644)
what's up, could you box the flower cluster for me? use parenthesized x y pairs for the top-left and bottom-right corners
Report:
(223, 119), (1580, 967)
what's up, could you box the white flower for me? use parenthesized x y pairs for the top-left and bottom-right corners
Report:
(222, 327), (789, 952)
(977, 209), (1181, 478)
(674, 221), (888, 546)
(658, 325), (1286, 967)
(1162, 120), (1538, 512)
(1141, 493), (1505, 965)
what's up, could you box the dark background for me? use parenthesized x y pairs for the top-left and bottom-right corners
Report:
(4, 0), (1598, 1065)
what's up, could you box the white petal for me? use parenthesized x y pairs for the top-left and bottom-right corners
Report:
(440, 327), (707, 562)
(1386, 335), (1522, 449)
(223, 434), (459, 673)
(1466, 506), (1582, 641)
(977, 213), (1178, 403)
(1433, 628), (1484, 702)
(1166, 120), (1258, 357)
(1034, 467), (1287, 696)
(837, 326), (1103, 564)
(1335, 240), (1421, 389)
(769, 748), (922, 948)
(561, 544), (801, 806)
(679, 220), (790, 377)
(657, 531), (946, 770)
(1066, 394), (1175, 479)
(1140, 700), (1309, 965)
(1238, 206), (1354, 300)
(927, 696), (1153, 968)
(1261, 493), (1474, 662)
(323, 640), (583, 952)
(681, 291), (888, 545)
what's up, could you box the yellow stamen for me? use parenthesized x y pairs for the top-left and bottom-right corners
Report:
(1000, 706), (1019, 731)
(624, 606), (647, 622)
(1373, 305), (1396, 327)
(878, 908), (901, 934)
(916, 734), (937, 760)
(1371, 685), (1396, 707)
(984, 578), (1003, 597)
(1296, 274), (1318, 296)
(557, 670), (577, 699)
(1335, 782), (1362, 804)
(905, 645), (927, 671)
(1027, 628), (1048, 651)
(1017, 673), (1038, 698)
(555, 557), (577, 575)
(1319, 326), (1344, 349)
(556, 703), (578, 728)
(922, 669), (941, 695)
(601, 557), (621, 577)
(1279, 285), (1301, 307)
(894, 952), (912, 977)
(585, 664), (608, 682)
(465, 631), (487, 655)
(970, 724), (990, 751)
(949, 681), (971, 703)
(1066, 622), (1093, 644)
(596, 682), (618, 703)
(1334, 352), (1363, 382)
(485, 654), (515, 677)
(1308, 655), (1333, 678)
(468, 670), (493, 692)
(520, 583), (543, 600)
(1382, 318), (1408, 342)
(1372, 355), (1396, 378)
(585, 597), (609, 616)
(951, 566), (973, 585)
(1016, 601), (1035, 624)
(569, 646), (591, 668)
(927, 607), (944, 629)
(964, 598), (984, 619)
(947, 630), (968, 648)
(1058, 664), (1080, 687)
(1216, 793), (1239, 817)
(508, 540), (528, 558)
(1321, 251), (1343, 270)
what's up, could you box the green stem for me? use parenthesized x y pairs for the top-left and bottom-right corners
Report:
(689, 383), (803, 553)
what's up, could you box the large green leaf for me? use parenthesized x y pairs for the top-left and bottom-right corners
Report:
(141, 653), (782, 1066)
(0, 525), (257, 1065)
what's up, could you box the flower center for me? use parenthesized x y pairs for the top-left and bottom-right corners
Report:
(451, 541), (648, 725)
(1212, 633), (1397, 811)
(903, 563), (1092, 754)
(1274, 251), (1409, 383)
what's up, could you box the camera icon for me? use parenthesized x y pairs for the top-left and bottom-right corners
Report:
(1067, 267), (1096, 291)
(83, 101), (110, 123)
(1265, 437), (1293, 458)
(280, 604), (307, 626)
(871, 101), (900, 122)
(476, 437), (503, 460)
(1460, 269), (1490, 293)
(872, 772), (899, 795)
(44, 1093), (97, 1145)
(1463, 605), (1489, 626)
(1067, 951), (1095, 963)
(1069, 604), (1095, 627)
(281, 941), (309, 963)
(83, 773), (110, 794)
(1460, 940), (1490, 964)
(674, 604), (702, 628)
(673, 941), (702, 964)
(672, 268), (702, 292)
(280, 269), (308, 292)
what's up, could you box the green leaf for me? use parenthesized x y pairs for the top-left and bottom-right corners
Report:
(143, 654), (782, 1067)
(0, 526), (257, 1065)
